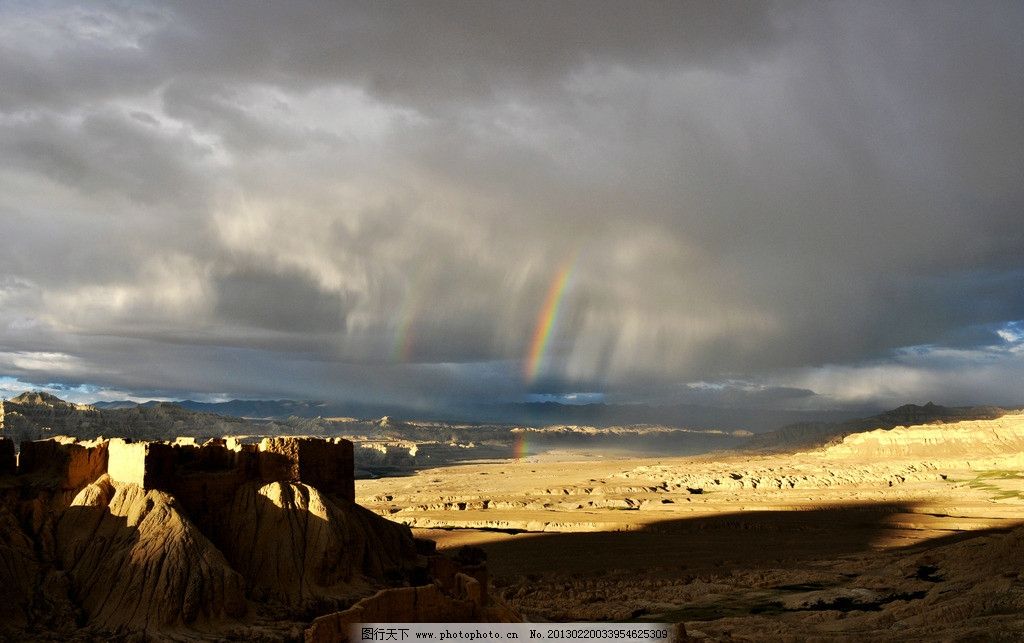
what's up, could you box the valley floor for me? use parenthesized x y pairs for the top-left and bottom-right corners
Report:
(359, 415), (1024, 640)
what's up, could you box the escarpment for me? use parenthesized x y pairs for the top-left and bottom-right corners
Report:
(0, 434), (516, 640)
(819, 414), (1024, 460)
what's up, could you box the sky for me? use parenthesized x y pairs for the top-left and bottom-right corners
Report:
(1, 1), (1022, 413)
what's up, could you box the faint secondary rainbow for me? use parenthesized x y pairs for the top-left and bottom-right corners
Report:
(391, 288), (419, 362)
(524, 253), (578, 383)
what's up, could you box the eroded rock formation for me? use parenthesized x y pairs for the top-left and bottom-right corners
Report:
(225, 480), (416, 610)
(0, 433), (517, 640)
(819, 414), (1024, 460)
(0, 505), (37, 626)
(57, 475), (247, 631)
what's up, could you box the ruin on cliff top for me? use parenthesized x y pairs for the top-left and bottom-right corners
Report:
(3, 434), (355, 502)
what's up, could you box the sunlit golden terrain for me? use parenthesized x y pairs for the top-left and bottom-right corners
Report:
(360, 415), (1024, 638)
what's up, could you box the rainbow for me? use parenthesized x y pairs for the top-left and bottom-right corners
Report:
(512, 431), (529, 459)
(524, 254), (577, 382)
(391, 287), (419, 362)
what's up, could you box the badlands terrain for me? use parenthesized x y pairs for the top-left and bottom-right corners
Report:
(0, 392), (758, 476)
(362, 414), (1024, 640)
(3, 393), (1024, 640)
(0, 433), (515, 641)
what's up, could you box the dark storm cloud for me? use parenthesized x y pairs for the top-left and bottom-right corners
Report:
(1, 0), (1022, 408)
(213, 267), (349, 333)
(0, 108), (212, 205)
(154, 1), (782, 105)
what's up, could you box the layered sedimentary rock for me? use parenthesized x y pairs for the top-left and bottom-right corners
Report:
(820, 413), (1024, 460)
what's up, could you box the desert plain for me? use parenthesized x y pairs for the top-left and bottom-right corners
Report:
(360, 415), (1024, 640)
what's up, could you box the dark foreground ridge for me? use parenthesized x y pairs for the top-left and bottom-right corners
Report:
(0, 434), (517, 641)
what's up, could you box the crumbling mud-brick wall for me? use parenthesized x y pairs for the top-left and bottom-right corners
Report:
(0, 438), (15, 476)
(106, 439), (148, 487)
(297, 438), (354, 502)
(259, 437), (355, 501)
(29, 435), (355, 507)
(257, 437), (302, 484)
(104, 436), (355, 544)
(108, 438), (255, 488)
(163, 441), (258, 537)
(17, 438), (108, 491)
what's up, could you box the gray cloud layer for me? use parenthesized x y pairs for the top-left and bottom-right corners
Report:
(1, 1), (1022, 409)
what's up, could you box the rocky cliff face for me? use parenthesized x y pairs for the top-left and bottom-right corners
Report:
(0, 434), (517, 640)
(821, 413), (1024, 461)
(225, 481), (416, 610)
(56, 475), (247, 631)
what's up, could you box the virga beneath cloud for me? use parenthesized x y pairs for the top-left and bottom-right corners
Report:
(0, 1), (1022, 409)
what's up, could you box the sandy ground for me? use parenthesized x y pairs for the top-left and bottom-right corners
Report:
(358, 416), (1024, 639)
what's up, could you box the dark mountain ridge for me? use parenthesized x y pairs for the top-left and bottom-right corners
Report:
(92, 398), (868, 432)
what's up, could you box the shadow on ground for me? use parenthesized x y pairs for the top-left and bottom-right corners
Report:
(467, 501), (1019, 577)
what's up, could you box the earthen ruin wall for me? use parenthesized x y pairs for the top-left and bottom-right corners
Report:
(299, 438), (355, 502)
(18, 435), (356, 505)
(17, 437), (108, 491)
(0, 437), (14, 475)
(106, 439), (147, 487)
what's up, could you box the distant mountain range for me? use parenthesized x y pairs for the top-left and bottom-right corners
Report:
(2, 391), (257, 445)
(90, 398), (871, 432)
(6, 392), (1019, 460)
(93, 399), (336, 417)
(90, 397), (1017, 441)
